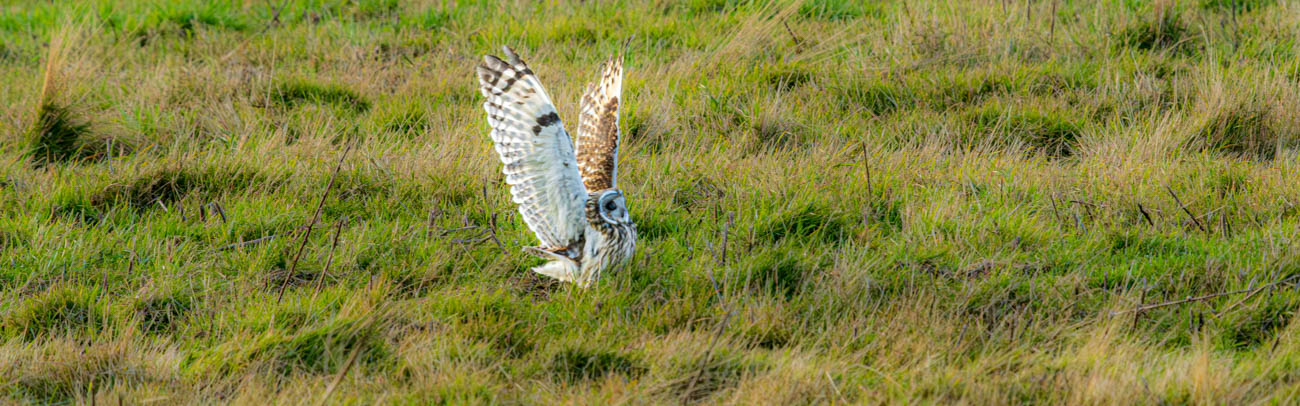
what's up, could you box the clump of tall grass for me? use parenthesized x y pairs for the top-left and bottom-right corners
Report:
(27, 24), (92, 167)
(26, 23), (128, 167)
(966, 101), (1083, 158)
(1118, 1), (1194, 54)
(1199, 0), (1275, 13)
(3, 286), (108, 340)
(273, 80), (372, 114)
(1182, 67), (1300, 160)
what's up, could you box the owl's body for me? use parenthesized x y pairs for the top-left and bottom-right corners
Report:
(528, 190), (637, 287)
(476, 46), (636, 287)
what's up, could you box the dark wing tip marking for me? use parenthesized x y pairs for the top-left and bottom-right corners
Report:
(476, 67), (498, 84)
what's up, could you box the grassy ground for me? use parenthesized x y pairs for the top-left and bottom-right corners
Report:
(1, 0), (1300, 403)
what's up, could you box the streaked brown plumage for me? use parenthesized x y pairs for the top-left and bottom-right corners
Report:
(574, 57), (624, 192)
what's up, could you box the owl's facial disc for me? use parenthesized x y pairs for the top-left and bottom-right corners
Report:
(597, 190), (630, 224)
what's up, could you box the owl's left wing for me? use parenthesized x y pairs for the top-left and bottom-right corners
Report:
(477, 47), (588, 250)
(573, 54), (624, 192)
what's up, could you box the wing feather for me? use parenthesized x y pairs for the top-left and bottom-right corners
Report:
(574, 54), (624, 192)
(477, 46), (587, 249)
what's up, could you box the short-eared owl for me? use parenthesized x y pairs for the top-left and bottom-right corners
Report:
(476, 46), (636, 287)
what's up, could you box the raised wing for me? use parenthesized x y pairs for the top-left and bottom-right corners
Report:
(574, 54), (624, 192)
(477, 46), (587, 249)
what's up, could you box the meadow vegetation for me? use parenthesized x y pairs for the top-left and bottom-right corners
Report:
(1, 0), (1300, 403)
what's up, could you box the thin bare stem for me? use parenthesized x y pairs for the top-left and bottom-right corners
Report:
(312, 216), (348, 297)
(278, 140), (355, 302)
(1110, 274), (1300, 316)
(1166, 186), (1207, 233)
(316, 332), (364, 406)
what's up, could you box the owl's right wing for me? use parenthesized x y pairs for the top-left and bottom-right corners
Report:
(477, 46), (587, 250)
(573, 54), (624, 192)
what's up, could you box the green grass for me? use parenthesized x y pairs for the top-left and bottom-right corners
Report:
(1, 0), (1300, 404)
(27, 102), (92, 166)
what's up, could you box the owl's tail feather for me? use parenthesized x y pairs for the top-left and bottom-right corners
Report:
(533, 260), (579, 284)
(524, 247), (584, 286)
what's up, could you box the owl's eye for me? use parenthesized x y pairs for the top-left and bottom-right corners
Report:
(604, 200), (618, 212)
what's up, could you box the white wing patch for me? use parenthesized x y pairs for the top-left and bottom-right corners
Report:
(477, 47), (587, 250)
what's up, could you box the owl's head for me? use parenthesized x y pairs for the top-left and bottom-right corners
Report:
(595, 189), (631, 225)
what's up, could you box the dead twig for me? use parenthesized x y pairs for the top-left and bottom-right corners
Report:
(1049, 0), (1058, 39)
(486, 213), (508, 255)
(436, 225), (480, 236)
(220, 234), (280, 251)
(1048, 193), (1063, 224)
(316, 330), (364, 406)
(268, 0), (286, 28)
(312, 216), (348, 296)
(1137, 203), (1155, 227)
(1131, 283), (1146, 331)
(859, 142), (873, 195)
(211, 201), (228, 223)
(479, 184), (509, 255)
(1220, 213), (1232, 237)
(1070, 200), (1097, 223)
(1024, 0), (1032, 26)
(1220, 274), (1300, 314)
(1166, 186), (1207, 233)
(277, 140), (355, 302)
(451, 234), (492, 245)
(215, 225), (310, 251)
(426, 208), (442, 239)
(717, 212), (733, 267)
(1110, 274), (1300, 316)
(825, 371), (848, 404)
(1071, 206), (1083, 231)
(782, 20), (804, 49)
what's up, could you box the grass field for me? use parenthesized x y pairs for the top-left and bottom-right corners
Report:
(2, 0), (1300, 403)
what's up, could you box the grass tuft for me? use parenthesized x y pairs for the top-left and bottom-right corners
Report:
(3, 343), (143, 404)
(749, 114), (803, 151)
(967, 102), (1082, 157)
(375, 104), (430, 136)
(1199, 0), (1274, 13)
(89, 167), (264, 212)
(1184, 69), (1300, 160)
(755, 203), (853, 244)
(836, 81), (915, 116)
(273, 81), (371, 114)
(4, 287), (107, 340)
(134, 290), (195, 335)
(25, 22), (124, 167)
(27, 103), (91, 166)
(763, 63), (815, 90)
(1222, 294), (1297, 349)
(159, 6), (249, 36)
(1118, 4), (1193, 53)
(253, 318), (389, 375)
(670, 176), (725, 209)
(670, 353), (763, 402)
(551, 348), (646, 382)
(742, 245), (820, 298)
(798, 0), (883, 21)
(1189, 102), (1281, 159)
